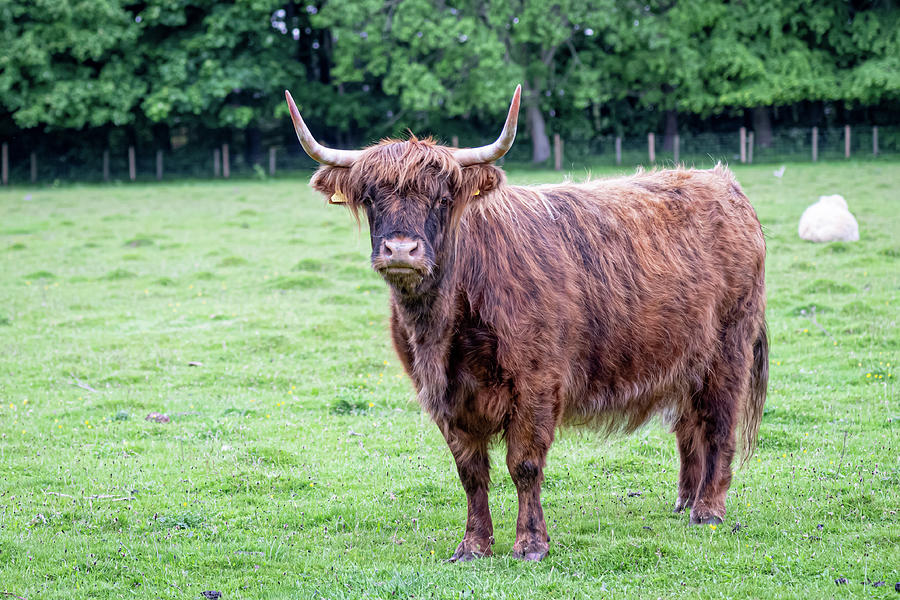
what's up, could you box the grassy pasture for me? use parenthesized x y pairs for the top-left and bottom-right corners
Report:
(0, 162), (897, 599)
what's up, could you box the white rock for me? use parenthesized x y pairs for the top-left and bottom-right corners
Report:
(798, 194), (859, 243)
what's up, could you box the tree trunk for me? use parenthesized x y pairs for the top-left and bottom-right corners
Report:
(526, 102), (551, 164)
(662, 110), (678, 151)
(752, 107), (773, 148)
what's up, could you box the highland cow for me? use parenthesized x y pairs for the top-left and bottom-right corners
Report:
(285, 86), (768, 562)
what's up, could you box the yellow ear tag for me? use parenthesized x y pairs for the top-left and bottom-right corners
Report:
(473, 189), (480, 196)
(330, 190), (348, 204)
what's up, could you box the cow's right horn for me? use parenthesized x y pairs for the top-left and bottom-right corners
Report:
(454, 85), (521, 166)
(285, 90), (363, 167)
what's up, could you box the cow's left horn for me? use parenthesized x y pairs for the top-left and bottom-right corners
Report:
(285, 90), (363, 167)
(454, 85), (521, 166)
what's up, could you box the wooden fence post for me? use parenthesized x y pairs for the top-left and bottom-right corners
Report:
(103, 150), (110, 182)
(811, 127), (818, 162)
(222, 144), (230, 178)
(844, 125), (850, 159)
(1, 143), (7, 186)
(156, 150), (163, 181)
(739, 127), (747, 163)
(128, 146), (136, 181)
(30, 152), (37, 183)
(213, 149), (221, 177)
(268, 147), (277, 176)
(873, 126), (878, 156)
(553, 133), (562, 171)
(615, 136), (622, 165)
(747, 132), (754, 164)
(673, 134), (680, 164)
(451, 135), (459, 148)
(648, 133), (655, 163)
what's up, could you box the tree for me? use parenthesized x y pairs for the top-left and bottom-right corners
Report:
(136, 0), (313, 164)
(683, 0), (900, 120)
(0, 0), (145, 130)
(604, 0), (900, 141)
(316, 0), (623, 163)
(599, 1), (727, 143)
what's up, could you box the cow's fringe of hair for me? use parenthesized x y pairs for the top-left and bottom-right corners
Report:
(368, 135), (463, 193)
(310, 135), (464, 226)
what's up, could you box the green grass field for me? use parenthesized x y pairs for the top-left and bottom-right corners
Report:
(1, 162), (897, 599)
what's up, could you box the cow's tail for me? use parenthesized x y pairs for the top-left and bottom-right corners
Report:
(740, 321), (768, 464)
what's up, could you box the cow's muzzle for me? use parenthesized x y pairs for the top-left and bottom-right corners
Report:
(373, 236), (429, 286)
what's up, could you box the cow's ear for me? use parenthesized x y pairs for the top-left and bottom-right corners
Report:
(310, 166), (369, 224)
(310, 166), (358, 206)
(457, 164), (505, 201)
(449, 164), (505, 229)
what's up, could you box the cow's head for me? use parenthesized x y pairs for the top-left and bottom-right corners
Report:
(285, 86), (520, 295)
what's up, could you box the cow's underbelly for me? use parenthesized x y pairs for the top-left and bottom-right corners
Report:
(562, 371), (695, 432)
(439, 313), (705, 436)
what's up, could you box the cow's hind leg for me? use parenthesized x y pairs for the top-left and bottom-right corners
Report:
(506, 400), (557, 561)
(689, 330), (752, 525)
(442, 425), (494, 561)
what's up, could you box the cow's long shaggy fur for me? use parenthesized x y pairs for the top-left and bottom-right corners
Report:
(310, 136), (767, 560)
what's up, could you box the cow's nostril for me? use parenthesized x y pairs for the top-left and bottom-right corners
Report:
(384, 239), (420, 262)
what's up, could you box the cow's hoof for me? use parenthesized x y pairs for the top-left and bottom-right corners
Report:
(689, 514), (724, 525)
(445, 550), (486, 563)
(512, 542), (549, 561)
(673, 497), (691, 513)
(446, 540), (492, 563)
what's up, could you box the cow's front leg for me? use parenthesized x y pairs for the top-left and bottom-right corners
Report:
(441, 425), (493, 562)
(506, 408), (555, 561)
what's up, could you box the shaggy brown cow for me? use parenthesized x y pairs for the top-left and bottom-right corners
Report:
(285, 86), (768, 562)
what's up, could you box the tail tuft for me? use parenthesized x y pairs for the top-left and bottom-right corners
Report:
(741, 321), (768, 463)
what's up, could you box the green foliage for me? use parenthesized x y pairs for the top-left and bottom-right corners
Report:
(138, 0), (307, 128)
(0, 1), (898, 160)
(686, 0), (900, 112)
(0, 0), (145, 128)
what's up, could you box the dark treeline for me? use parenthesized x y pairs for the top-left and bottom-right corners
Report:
(1, 0), (898, 167)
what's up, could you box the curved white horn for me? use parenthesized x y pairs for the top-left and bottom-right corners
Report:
(285, 90), (363, 167)
(453, 85), (521, 166)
